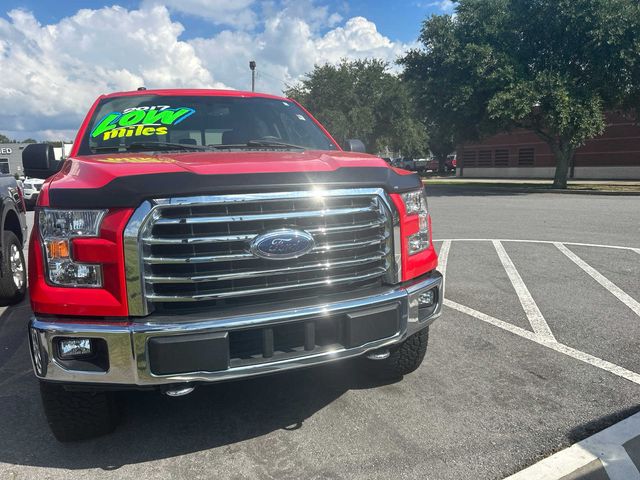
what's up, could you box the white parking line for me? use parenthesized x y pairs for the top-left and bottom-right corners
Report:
(438, 240), (451, 298)
(433, 238), (640, 253)
(439, 238), (640, 478)
(555, 242), (640, 318)
(444, 299), (640, 385)
(492, 240), (556, 341)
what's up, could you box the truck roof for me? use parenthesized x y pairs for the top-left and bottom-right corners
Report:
(100, 89), (289, 101)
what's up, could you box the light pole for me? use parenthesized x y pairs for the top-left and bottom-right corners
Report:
(249, 60), (256, 92)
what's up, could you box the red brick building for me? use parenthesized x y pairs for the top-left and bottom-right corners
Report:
(457, 114), (640, 179)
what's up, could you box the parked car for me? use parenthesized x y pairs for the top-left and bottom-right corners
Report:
(22, 177), (44, 208)
(23, 89), (443, 441)
(395, 157), (417, 170)
(0, 174), (27, 305)
(423, 155), (456, 174)
(446, 154), (457, 172)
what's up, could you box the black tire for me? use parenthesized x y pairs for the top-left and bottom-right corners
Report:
(39, 382), (121, 442)
(0, 231), (26, 305)
(370, 328), (429, 379)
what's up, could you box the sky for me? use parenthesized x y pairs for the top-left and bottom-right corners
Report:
(0, 0), (455, 140)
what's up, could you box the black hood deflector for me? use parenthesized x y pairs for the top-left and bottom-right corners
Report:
(48, 167), (422, 209)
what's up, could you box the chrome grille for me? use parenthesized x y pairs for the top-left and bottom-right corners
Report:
(126, 189), (397, 314)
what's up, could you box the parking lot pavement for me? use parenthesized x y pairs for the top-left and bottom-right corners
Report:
(435, 237), (640, 479)
(1, 191), (639, 479)
(506, 412), (640, 480)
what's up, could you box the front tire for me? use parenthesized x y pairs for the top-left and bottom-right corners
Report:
(369, 328), (429, 379)
(39, 382), (121, 442)
(0, 231), (26, 305)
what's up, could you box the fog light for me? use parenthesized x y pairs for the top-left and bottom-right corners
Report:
(58, 338), (93, 359)
(418, 290), (435, 307)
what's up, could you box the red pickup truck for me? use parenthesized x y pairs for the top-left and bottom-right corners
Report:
(22, 89), (443, 441)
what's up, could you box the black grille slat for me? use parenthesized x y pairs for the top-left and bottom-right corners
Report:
(262, 328), (274, 358)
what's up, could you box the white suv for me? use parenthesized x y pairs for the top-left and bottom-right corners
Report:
(22, 178), (44, 208)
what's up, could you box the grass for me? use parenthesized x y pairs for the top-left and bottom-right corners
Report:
(421, 178), (640, 193)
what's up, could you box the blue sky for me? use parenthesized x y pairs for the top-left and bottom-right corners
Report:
(0, 0), (451, 42)
(0, 0), (455, 140)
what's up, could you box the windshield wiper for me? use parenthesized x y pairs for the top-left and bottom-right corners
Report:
(91, 142), (206, 153)
(209, 140), (305, 150)
(246, 139), (305, 149)
(126, 141), (206, 152)
(92, 140), (305, 154)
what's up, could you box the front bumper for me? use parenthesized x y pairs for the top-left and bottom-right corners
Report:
(29, 271), (443, 388)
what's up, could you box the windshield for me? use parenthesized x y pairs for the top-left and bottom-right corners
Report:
(78, 94), (338, 155)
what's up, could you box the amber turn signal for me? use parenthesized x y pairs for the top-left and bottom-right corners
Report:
(46, 239), (70, 259)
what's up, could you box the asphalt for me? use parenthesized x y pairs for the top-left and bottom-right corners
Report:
(0, 186), (639, 479)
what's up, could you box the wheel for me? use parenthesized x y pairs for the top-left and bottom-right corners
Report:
(0, 231), (26, 305)
(39, 382), (121, 442)
(368, 328), (429, 379)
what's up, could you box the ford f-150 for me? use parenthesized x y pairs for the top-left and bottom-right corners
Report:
(22, 89), (443, 441)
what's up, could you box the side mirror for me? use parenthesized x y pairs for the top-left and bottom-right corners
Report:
(345, 139), (366, 153)
(22, 144), (62, 179)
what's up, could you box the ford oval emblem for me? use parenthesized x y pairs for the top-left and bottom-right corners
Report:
(250, 229), (315, 260)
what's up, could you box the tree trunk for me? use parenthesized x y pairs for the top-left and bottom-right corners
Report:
(551, 142), (574, 189)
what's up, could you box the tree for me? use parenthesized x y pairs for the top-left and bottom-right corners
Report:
(427, 124), (455, 175)
(22, 138), (37, 143)
(0, 134), (11, 143)
(400, 0), (640, 188)
(285, 59), (428, 157)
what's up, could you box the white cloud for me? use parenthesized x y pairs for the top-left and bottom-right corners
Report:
(428, 1), (456, 13)
(143, 0), (257, 29)
(0, 5), (224, 139)
(0, 1), (410, 140)
(190, 12), (411, 95)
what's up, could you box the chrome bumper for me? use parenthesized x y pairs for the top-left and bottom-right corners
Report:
(29, 272), (443, 387)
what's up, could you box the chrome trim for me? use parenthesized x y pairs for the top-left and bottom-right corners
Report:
(145, 267), (386, 302)
(145, 252), (388, 284)
(30, 272), (443, 386)
(141, 220), (386, 245)
(153, 189), (385, 205)
(124, 188), (400, 315)
(123, 201), (154, 316)
(313, 234), (390, 252)
(142, 236), (389, 265)
(378, 194), (401, 284)
(143, 252), (254, 265)
(153, 205), (378, 225)
(143, 233), (256, 245)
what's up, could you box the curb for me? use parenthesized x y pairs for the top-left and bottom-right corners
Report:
(505, 412), (640, 480)
(423, 183), (640, 196)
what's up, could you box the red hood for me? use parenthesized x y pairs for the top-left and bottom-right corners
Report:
(49, 150), (390, 190)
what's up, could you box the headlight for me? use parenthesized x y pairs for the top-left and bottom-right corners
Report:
(401, 190), (430, 255)
(401, 190), (428, 215)
(38, 209), (106, 287)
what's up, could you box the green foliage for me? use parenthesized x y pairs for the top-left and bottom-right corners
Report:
(285, 59), (428, 157)
(0, 134), (38, 143)
(400, 0), (640, 186)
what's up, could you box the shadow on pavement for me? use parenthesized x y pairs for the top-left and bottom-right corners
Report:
(0, 298), (397, 471)
(567, 404), (640, 443)
(423, 184), (541, 197)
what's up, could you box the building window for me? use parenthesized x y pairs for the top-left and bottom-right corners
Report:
(494, 149), (509, 167)
(518, 148), (535, 166)
(462, 150), (477, 167)
(478, 150), (492, 167)
(0, 159), (8, 174)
